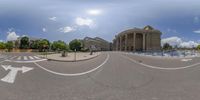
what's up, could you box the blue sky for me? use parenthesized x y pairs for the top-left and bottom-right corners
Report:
(0, 0), (200, 47)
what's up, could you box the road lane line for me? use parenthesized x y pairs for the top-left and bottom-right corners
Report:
(34, 54), (109, 76)
(29, 56), (34, 60)
(24, 56), (28, 60)
(5, 59), (47, 63)
(17, 56), (21, 60)
(34, 56), (40, 59)
(9, 56), (17, 60)
(122, 54), (200, 70)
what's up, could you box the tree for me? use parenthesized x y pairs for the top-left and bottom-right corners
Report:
(20, 36), (29, 49)
(69, 39), (81, 51)
(197, 44), (200, 50)
(5, 41), (13, 52)
(30, 40), (39, 49)
(51, 40), (68, 51)
(0, 42), (5, 49)
(162, 43), (172, 50)
(38, 39), (49, 52)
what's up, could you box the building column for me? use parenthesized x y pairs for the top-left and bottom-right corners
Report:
(116, 38), (118, 51)
(125, 34), (128, 51)
(133, 33), (136, 51)
(120, 36), (122, 51)
(143, 33), (146, 51)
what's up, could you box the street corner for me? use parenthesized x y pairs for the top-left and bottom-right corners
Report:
(34, 53), (109, 76)
(44, 52), (101, 62)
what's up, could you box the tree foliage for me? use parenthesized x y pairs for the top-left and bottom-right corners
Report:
(0, 42), (5, 49)
(69, 39), (82, 51)
(197, 44), (200, 50)
(51, 40), (68, 51)
(38, 39), (50, 52)
(5, 41), (13, 52)
(162, 43), (173, 50)
(20, 36), (29, 49)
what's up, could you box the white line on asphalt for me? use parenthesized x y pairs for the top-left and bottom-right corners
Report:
(29, 56), (34, 60)
(34, 54), (109, 76)
(33, 56), (40, 59)
(9, 56), (17, 60)
(17, 56), (21, 60)
(122, 54), (200, 70)
(5, 59), (47, 63)
(24, 56), (28, 60)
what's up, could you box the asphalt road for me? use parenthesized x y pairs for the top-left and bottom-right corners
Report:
(1, 52), (200, 100)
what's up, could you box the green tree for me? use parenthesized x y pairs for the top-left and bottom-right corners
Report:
(5, 41), (13, 52)
(69, 39), (81, 51)
(38, 39), (49, 52)
(162, 43), (173, 50)
(51, 40), (68, 51)
(197, 44), (200, 50)
(0, 42), (6, 49)
(30, 40), (39, 49)
(20, 36), (29, 49)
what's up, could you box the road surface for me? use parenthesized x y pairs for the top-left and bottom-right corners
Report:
(0, 52), (200, 100)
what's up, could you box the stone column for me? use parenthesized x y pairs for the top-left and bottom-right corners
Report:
(116, 38), (118, 51)
(133, 33), (136, 51)
(120, 36), (122, 51)
(143, 33), (146, 51)
(125, 34), (128, 51)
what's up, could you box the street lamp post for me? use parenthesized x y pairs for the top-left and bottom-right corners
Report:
(74, 49), (76, 62)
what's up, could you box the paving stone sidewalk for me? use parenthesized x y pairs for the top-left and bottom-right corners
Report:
(39, 52), (100, 62)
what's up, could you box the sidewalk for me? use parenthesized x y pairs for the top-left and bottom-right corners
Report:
(41, 52), (101, 62)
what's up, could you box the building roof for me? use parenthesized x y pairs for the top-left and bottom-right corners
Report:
(84, 37), (109, 43)
(118, 25), (162, 36)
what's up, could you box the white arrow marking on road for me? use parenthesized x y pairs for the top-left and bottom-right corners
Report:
(1, 65), (33, 83)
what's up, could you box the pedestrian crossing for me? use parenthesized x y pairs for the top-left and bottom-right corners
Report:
(8, 56), (44, 61)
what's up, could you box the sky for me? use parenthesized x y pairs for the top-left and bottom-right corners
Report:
(0, 0), (200, 48)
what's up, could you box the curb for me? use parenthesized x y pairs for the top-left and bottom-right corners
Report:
(46, 53), (101, 62)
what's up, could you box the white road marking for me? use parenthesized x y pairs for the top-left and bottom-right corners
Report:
(5, 59), (47, 63)
(34, 54), (109, 76)
(181, 59), (192, 62)
(1, 65), (33, 84)
(10, 56), (17, 60)
(17, 56), (21, 60)
(33, 56), (40, 59)
(24, 56), (28, 60)
(29, 56), (34, 60)
(122, 54), (200, 70)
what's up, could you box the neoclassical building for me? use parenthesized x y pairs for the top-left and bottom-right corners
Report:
(113, 25), (162, 51)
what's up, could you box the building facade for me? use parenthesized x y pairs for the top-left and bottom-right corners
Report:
(82, 37), (111, 51)
(113, 25), (162, 51)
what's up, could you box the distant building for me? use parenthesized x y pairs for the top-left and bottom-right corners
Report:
(113, 25), (162, 51)
(82, 37), (111, 51)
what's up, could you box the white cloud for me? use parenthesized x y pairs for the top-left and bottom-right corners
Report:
(161, 36), (182, 46)
(7, 31), (19, 41)
(49, 17), (57, 21)
(75, 17), (94, 28)
(161, 36), (199, 48)
(193, 29), (200, 33)
(180, 41), (198, 48)
(0, 40), (3, 42)
(42, 28), (47, 32)
(59, 26), (75, 33)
